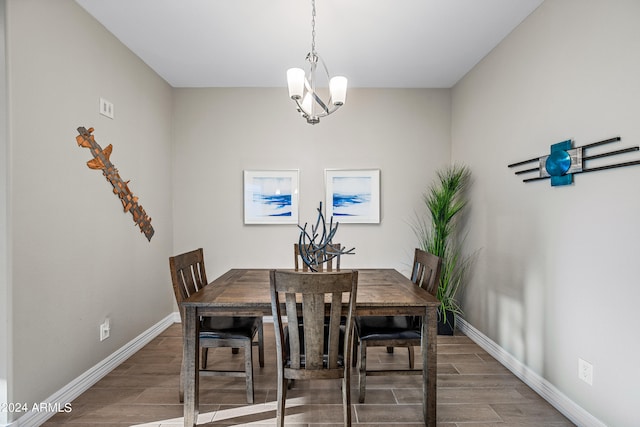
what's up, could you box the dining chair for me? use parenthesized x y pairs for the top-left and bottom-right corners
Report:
(294, 242), (341, 271)
(169, 248), (264, 404)
(270, 269), (358, 427)
(354, 248), (442, 403)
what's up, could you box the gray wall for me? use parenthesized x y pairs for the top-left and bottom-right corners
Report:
(451, 1), (640, 426)
(172, 87), (452, 280)
(1, 1), (10, 425)
(5, 0), (174, 420)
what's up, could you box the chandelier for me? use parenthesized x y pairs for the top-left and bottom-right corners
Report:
(286, 0), (347, 125)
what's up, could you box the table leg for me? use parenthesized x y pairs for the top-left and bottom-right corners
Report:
(422, 306), (437, 427)
(184, 305), (199, 427)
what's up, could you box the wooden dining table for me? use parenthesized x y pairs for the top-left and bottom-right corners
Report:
(181, 268), (440, 427)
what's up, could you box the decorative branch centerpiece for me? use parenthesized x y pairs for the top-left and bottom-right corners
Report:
(298, 202), (355, 272)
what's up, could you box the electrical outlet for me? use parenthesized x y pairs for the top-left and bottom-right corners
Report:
(99, 97), (114, 119)
(99, 318), (110, 341)
(578, 358), (593, 385)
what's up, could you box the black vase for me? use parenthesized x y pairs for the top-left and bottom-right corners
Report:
(437, 308), (455, 335)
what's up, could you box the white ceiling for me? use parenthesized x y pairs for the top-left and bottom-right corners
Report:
(75, 0), (543, 88)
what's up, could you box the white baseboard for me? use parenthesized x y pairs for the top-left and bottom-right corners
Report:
(13, 313), (178, 427)
(456, 318), (606, 427)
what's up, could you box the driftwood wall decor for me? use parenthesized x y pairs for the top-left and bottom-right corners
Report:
(76, 126), (154, 241)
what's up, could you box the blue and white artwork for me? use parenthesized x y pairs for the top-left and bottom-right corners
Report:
(325, 169), (380, 223)
(244, 170), (299, 224)
(251, 177), (292, 217)
(331, 176), (372, 217)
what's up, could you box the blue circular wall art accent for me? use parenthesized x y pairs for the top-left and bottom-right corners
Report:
(545, 150), (571, 176)
(508, 136), (640, 187)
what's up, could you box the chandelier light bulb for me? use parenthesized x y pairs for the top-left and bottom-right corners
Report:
(329, 76), (348, 105)
(301, 92), (313, 116)
(287, 68), (305, 100)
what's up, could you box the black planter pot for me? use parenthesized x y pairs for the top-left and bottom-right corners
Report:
(437, 308), (455, 335)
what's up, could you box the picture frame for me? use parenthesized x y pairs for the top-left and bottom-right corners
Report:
(325, 169), (380, 224)
(244, 170), (299, 224)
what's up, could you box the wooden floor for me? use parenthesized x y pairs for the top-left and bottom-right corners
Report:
(43, 323), (574, 426)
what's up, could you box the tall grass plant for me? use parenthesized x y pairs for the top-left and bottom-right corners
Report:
(414, 164), (472, 327)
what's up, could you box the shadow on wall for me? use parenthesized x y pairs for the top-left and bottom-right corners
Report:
(486, 246), (546, 376)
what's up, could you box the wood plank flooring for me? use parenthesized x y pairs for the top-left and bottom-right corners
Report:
(43, 323), (574, 426)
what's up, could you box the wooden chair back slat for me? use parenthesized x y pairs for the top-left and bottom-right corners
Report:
(301, 292), (325, 370)
(327, 291), (343, 368)
(411, 248), (442, 297)
(285, 293), (301, 369)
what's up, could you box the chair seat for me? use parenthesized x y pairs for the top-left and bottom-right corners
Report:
(200, 316), (261, 340)
(356, 316), (420, 341)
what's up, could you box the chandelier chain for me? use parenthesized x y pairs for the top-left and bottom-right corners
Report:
(311, 0), (316, 55)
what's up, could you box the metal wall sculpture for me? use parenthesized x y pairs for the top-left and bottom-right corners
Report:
(508, 136), (640, 186)
(298, 202), (355, 272)
(76, 126), (154, 241)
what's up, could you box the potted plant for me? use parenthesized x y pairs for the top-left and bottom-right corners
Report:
(413, 164), (472, 335)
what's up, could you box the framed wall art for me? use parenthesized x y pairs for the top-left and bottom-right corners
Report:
(325, 169), (380, 224)
(244, 170), (299, 224)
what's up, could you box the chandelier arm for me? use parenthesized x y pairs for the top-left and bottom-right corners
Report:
(319, 103), (342, 116)
(316, 55), (338, 107)
(293, 96), (341, 119)
(292, 97), (306, 114)
(302, 55), (335, 115)
(311, 91), (330, 114)
(317, 55), (333, 85)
